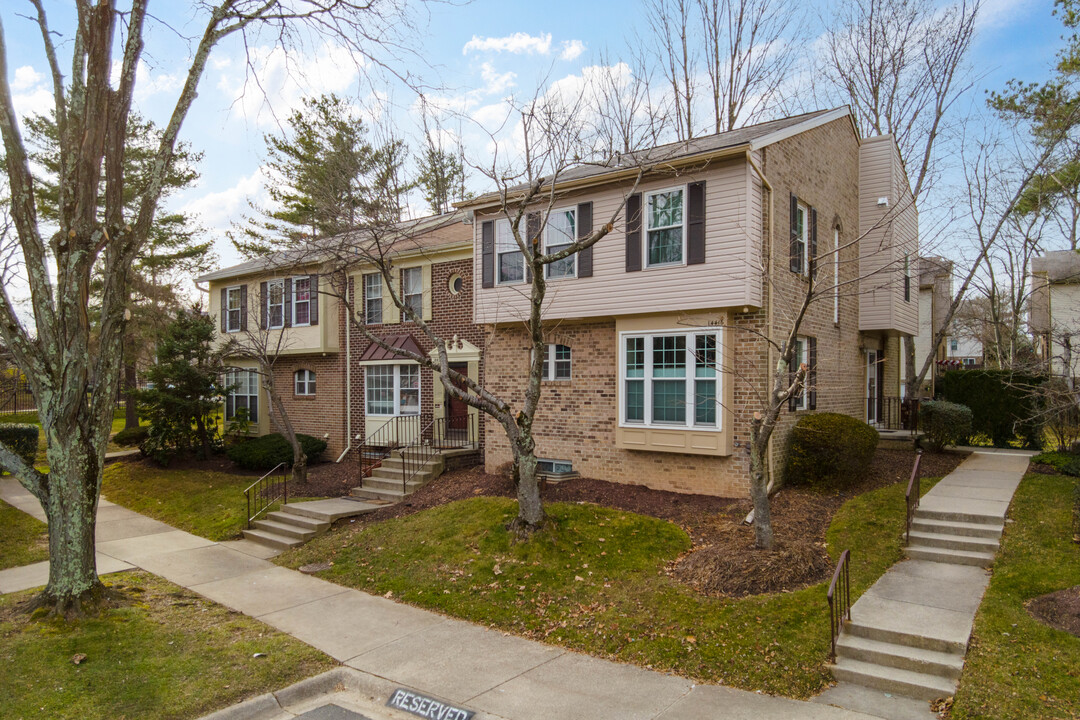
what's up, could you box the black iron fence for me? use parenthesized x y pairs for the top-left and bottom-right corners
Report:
(877, 397), (921, 431)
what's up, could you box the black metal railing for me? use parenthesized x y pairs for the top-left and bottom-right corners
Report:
(905, 450), (923, 545)
(0, 379), (36, 416)
(827, 549), (852, 660)
(245, 462), (288, 528)
(878, 397), (920, 432)
(356, 412), (479, 492)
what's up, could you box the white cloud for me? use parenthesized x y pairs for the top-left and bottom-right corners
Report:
(216, 41), (361, 127)
(559, 40), (586, 62)
(462, 32), (552, 55)
(12, 66), (43, 92)
(180, 166), (272, 236)
(977, 0), (1035, 30)
(480, 62), (516, 95)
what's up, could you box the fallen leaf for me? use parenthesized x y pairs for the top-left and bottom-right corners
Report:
(71, 654), (87, 665)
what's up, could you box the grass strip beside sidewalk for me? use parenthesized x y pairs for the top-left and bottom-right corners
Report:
(0, 498), (48, 570)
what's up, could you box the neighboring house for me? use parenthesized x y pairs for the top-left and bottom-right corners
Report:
(943, 335), (984, 368)
(196, 211), (484, 462)
(1030, 249), (1080, 379)
(913, 256), (953, 396)
(464, 107), (918, 497)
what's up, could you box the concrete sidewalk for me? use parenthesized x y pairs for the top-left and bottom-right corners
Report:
(0, 475), (881, 720)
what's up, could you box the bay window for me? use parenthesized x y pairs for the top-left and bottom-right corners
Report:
(621, 330), (720, 429)
(366, 364), (421, 416)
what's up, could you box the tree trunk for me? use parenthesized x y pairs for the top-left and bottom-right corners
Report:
(37, 421), (107, 614)
(508, 429), (544, 534)
(124, 361), (138, 430)
(749, 420), (774, 550)
(291, 443), (308, 486)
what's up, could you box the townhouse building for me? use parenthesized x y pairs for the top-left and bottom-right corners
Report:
(1030, 249), (1080, 379)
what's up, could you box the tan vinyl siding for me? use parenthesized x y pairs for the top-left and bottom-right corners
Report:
(473, 157), (762, 324)
(208, 274), (339, 354)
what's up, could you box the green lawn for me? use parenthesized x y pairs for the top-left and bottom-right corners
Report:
(951, 473), (1080, 720)
(0, 499), (48, 570)
(276, 476), (943, 698)
(0, 570), (334, 720)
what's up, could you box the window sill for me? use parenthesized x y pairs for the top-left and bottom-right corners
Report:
(644, 261), (686, 270)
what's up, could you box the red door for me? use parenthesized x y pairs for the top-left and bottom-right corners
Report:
(447, 362), (470, 435)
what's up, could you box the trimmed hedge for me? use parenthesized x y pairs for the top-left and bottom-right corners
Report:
(920, 400), (972, 452)
(785, 413), (879, 491)
(939, 370), (1045, 448)
(0, 423), (39, 468)
(113, 425), (149, 447)
(226, 433), (327, 471)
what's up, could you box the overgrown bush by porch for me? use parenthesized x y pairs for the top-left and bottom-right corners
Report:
(226, 432), (328, 470)
(784, 413), (879, 490)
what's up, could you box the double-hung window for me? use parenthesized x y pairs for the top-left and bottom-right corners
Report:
(293, 277), (311, 326)
(364, 273), (383, 325)
(621, 330), (720, 429)
(792, 336), (809, 410)
(496, 219), (525, 284)
(366, 364), (420, 416)
(646, 188), (685, 267)
(540, 344), (572, 381)
(295, 369), (316, 396)
(266, 279), (285, 329)
(545, 208), (576, 279)
(792, 203), (808, 275)
(225, 286), (243, 332)
(403, 267), (423, 319)
(225, 369), (259, 422)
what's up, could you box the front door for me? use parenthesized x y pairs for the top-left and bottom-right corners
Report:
(447, 362), (470, 439)
(867, 350), (879, 425)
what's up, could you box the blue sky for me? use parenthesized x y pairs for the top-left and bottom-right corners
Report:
(1, 0), (1069, 274)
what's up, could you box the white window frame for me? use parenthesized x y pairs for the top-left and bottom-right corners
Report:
(792, 335), (809, 410)
(794, 202), (809, 277)
(537, 458), (574, 475)
(618, 328), (721, 431)
(225, 286), (243, 333)
(224, 369), (259, 422)
(544, 207), (577, 279)
(495, 218), (526, 285)
(365, 364), (421, 417)
(645, 186), (687, 269)
(364, 273), (383, 325)
(540, 343), (572, 381)
(402, 266), (423, 319)
(292, 277), (312, 327)
(833, 227), (840, 324)
(266, 279), (285, 329)
(295, 369), (316, 396)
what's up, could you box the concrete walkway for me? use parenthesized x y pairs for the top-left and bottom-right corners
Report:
(813, 450), (1032, 720)
(0, 475), (881, 720)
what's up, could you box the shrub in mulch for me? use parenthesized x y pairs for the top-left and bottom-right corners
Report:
(672, 535), (832, 597)
(785, 412), (879, 491)
(226, 433), (327, 470)
(1027, 585), (1080, 638)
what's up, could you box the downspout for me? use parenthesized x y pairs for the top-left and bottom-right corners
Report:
(336, 278), (353, 463)
(746, 149), (778, 496)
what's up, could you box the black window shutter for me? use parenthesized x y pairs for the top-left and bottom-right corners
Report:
(789, 193), (800, 273)
(809, 207), (818, 277)
(481, 220), (495, 288)
(526, 212), (540, 283)
(808, 337), (818, 410)
(259, 281), (267, 330)
(240, 284), (249, 331)
(788, 363), (797, 412)
(284, 278), (293, 328)
(687, 181), (706, 265)
(220, 288), (227, 332)
(626, 193), (642, 272)
(577, 202), (593, 277)
(309, 274), (319, 325)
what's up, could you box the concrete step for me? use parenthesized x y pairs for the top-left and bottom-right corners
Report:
(368, 466), (438, 484)
(265, 510), (329, 534)
(242, 527), (303, 551)
(380, 455), (444, 472)
(831, 657), (956, 702)
(846, 620), (967, 655)
(906, 530), (999, 554)
(836, 634), (964, 679)
(914, 507), (1001, 526)
(910, 517), (1003, 539)
(280, 499), (375, 524)
(350, 486), (408, 503)
(251, 518), (319, 541)
(906, 544), (995, 568)
(359, 475), (427, 493)
(812, 682), (942, 720)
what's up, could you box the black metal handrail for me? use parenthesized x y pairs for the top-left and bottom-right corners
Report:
(827, 549), (851, 660)
(905, 450), (923, 545)
(355, 414), (427, 483)
(245, 462), (288, 528)
(356, 411), (479, 489)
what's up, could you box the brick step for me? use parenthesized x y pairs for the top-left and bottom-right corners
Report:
(242, 527), (303, 551)
(831, 657), (956, 702)
(846, 620), (967, 655)
(910, 517), (1003, 539)
(906, 530), (999, 554)
(251, 518), (320, 541)
(836, 634), (964, 679)
(265, 510), (329, 533)
(906, 544), (995, 568)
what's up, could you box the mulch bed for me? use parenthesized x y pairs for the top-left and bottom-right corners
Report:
(1027, 585), (1080, 637)
(315, 447), (967, 598)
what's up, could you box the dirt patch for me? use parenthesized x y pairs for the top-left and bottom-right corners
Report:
(1030, 462), (1062, 476)
(1027, 585), (1080, 637)
(324, 447), (967, 597)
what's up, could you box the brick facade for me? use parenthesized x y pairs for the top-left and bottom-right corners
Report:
(268, 352), (348, 458)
